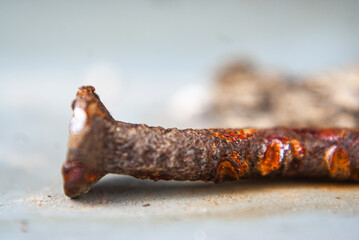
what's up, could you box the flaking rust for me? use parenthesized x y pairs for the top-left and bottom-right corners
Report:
(62, 86), (359, 198)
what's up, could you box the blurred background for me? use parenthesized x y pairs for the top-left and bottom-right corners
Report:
(1, 0), (359, 239)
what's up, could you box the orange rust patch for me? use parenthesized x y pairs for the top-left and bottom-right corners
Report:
(77, 86), (96, 97)
(317, 129), (346, 141)
(87, 103), (105, 118)
(257, 140), (284, 176)
(228, 150), (250, 177)
(290, 139), (305, 159)
(95, 108), (105, 117)
(237, 129), (255, 139)
(210, 128), (255, 142)
(325, 146), (350, 180)
(84, 173), (98, 181)
(217, 161), (240, 182)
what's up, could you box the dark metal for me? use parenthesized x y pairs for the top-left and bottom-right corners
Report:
(62, 86), (359, 198)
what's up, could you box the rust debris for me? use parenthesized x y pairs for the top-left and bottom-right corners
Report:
(62, 86), (359, 198)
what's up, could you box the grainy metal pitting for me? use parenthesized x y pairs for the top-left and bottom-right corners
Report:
(62, 86), (359, 198)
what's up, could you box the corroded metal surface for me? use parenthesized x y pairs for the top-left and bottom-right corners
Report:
(62, 86), (359, 198)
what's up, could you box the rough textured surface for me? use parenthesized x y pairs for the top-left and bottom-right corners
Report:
(63, 86), (359, 198)
(106, 125), (359, 181)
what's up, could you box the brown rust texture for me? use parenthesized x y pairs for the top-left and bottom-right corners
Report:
(104, 122), (359, 183)
(208, 128), (359, 181)
(63, 86), (359, 198)
(210, 128), (359, 180)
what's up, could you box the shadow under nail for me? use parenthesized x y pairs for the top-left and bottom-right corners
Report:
(72, 175), (359, 205)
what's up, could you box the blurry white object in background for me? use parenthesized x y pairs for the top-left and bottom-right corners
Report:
(168, 84), (212, 127)
(212, 62), (359, 128)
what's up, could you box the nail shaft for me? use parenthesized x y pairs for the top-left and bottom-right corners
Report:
(62, 86), (359, 198)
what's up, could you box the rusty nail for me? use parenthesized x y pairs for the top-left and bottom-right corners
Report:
(62, 86), (359, 198)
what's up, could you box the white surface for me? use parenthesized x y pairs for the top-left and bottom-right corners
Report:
(1, 175), (359, 239)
